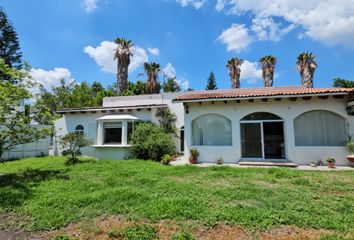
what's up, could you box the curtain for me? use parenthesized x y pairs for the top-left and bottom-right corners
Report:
(192, 114), (232, 146)
(294, 111), (346, 146)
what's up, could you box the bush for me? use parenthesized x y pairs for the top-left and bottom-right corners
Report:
(131, 122), (174, 161)
(59, 132), (91, 165)
(161, 154), (172, 165)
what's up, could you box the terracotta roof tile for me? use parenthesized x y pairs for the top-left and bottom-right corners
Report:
(173, 86), (354, 102)
(56, 104), (167, 113)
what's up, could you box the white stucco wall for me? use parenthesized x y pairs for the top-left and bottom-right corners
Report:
(182, 96), (353, 166)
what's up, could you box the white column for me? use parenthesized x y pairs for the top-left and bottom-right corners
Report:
(122, 121), (128, 145)
(97, 121), (104, 145)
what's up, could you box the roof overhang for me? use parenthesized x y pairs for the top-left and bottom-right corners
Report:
(96, 114), (139, 121)
(56, 104), (168, 114)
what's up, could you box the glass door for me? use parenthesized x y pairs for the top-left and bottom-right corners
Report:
(241, 123), (263, 158)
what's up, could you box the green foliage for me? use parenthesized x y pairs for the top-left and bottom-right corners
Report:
(156, 108), (177, 134)
(161, 154), (172, 165)
(130, 122), (174, 161)
(51, 235), (77, 240)
(345, 135), (354, 155)
(0, 61), (49, 159)
(0, 157), (354, 232)
(108, 224), (157, 240)
(189, 148), (199, 159)
(171, 231), (196, 240)
(205, 72), (217, 90)
(326, 158), (336, 164)
(0, 7), (22, 79)
(162, 77), (181, 92)
(122, 81), (146, 96)
(333, 78), (354, 88)
(59, 132), (91, 165)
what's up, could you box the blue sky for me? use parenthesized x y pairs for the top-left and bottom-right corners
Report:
(2, 0), (354, 91)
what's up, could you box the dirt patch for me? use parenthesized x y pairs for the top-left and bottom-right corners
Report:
(0, 213), (36, 240)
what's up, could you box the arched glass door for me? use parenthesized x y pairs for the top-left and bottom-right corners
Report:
(240, 112), (285, 160)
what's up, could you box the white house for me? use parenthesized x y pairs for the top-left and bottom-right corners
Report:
(54, 86), (354, 166)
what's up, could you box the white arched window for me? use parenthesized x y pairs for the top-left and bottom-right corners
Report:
(294, 110), (346, 146)
(75, 125), (84, 134)
(192, 114), (232, 146)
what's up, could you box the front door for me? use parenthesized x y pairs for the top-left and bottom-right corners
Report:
(241, 121), (285, 160)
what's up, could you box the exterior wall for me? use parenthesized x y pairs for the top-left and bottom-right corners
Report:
(182, 96), (353, 166)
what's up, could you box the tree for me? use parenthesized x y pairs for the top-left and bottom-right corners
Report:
(333, 78), (354, 88)
(259, 55), (276, 87)
(0, 60), (48, 159)
(162, 77), (181, 92)
(296, 52), (317, 88)
(0, 7), (22, 80)
(114, 37), (133, 94)
(156, 108), (177, 134)
(59, 132), (91, 165)
(205, 72), (218, 90)
(122, 81), (145, 96)
(226, 57), (243, 88)
(144, 62), (161, 94)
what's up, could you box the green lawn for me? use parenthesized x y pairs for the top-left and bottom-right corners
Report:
(0, 157), (353, 234)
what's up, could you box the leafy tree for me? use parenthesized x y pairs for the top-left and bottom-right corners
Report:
(59, 132), (91, 165)
(144, 62), (161, 94)
(333, 78), (354, 88)
(156, 108), (177, 134)
(162, 77), (181, 92)
(0, 7), (22, 80)
(296, 52), (317, 88)
(205, 72), (218, 90)
(0, 60), (49, 160)
(114, 37), (133, 94)
(259, 55), (276, 87)
(131, 122), (174, 161)
(122, 81), (145, 96)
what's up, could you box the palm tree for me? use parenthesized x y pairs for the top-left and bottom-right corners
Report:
(226, 57), (243, 88)
(144, 62), (161, 94)
(114, 38), (133, 94)
(296, 52), (317, 88)
(259, 55), (277, 87)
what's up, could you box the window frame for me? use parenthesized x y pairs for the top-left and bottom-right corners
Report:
(75, 125), (84, 134)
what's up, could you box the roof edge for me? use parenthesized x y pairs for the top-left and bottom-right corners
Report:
(56, 104), (168, 114)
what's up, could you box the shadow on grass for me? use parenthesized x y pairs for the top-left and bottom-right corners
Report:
(0, 169), (69, 210)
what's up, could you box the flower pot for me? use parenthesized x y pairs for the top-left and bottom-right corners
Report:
(189, 158), (197, 164)
(347, 155), (354, 163)
(327, 162), (335, 168)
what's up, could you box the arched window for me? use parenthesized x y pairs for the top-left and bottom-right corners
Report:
(241, 112), (281, 121)
(192, 114), (232, 146)
(75, 125), (84, 134)
(294, 110), (346, 146)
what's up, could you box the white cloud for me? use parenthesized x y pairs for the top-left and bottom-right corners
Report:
(217, 24), (252, 52)
(176, 0), (205, 9)
(215, 0), (354, 49)
(148, 47), (160, 56)
(84, 0), (99, 13)
(162, 63), (190, 90)
(239, 60), (262, 84)
(84, 41), (148, 74)
(251, 17), (297, 41)
(30, 67), (74, 94)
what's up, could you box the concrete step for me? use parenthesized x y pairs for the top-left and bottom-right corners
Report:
(238, 161), (298, 167)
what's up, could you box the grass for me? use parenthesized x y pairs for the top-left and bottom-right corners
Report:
(0, 156), (353, 234)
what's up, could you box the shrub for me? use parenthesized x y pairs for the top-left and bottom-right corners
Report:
(131, 122), (174, 161)
(59, 132), (91, 165)
(161, 154), (172, 165)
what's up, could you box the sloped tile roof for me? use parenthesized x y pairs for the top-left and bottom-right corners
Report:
(173, 86), (354, 102)
(56, 104), (168, 113)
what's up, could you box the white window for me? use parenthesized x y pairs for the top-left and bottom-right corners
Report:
(192, 114), (232, 146)
(294, 110), (346, 146)
(104, 122), (122, 144)
(75, 125), (84, 134)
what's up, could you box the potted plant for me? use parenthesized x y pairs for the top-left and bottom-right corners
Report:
(216, 157), (223, 165)
(345, 135), (354, 162)
(189, 148), (199, 164)
(161, 154), (172, 165)
(326, 158), (336, 168)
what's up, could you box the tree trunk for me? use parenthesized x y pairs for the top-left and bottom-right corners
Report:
(117, 63), (128, 94)
(263, 67), (274, 87)
(302, 67), (313, 88)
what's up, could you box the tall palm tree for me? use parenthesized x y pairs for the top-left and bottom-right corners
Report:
(259, 55), (277, 87)
(144, 62), (161, 94)
(226, 57), (243, 88)
(114, 38), (133, 94)
(296, 52), (317, 88)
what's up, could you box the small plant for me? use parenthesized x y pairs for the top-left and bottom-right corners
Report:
(171, 231), (196, 240)
(59, 132), (91, 165)
(51, 235), (78, 240)
(345, 135), (354, 162)
(216, 157), (224, 165)
(189, 148), (199, 164)
(161, 154), (172, 165)
(327, 158), (336, 168)
(108, 224), (157, 240)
